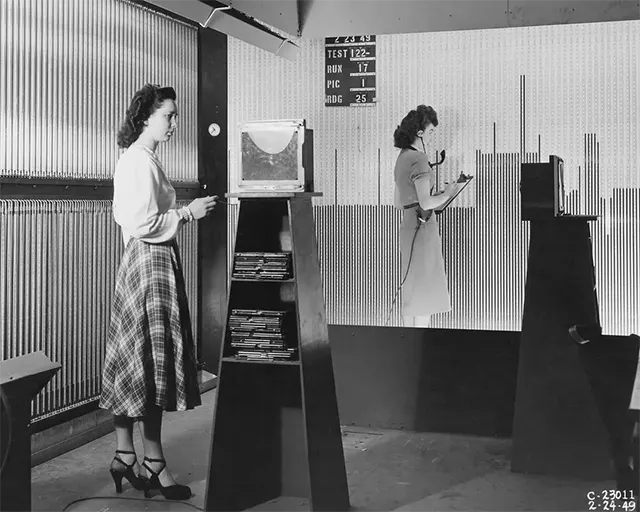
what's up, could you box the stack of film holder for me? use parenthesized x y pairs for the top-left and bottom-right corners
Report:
(228, 309), (297, 361)
(233, 252), (292, 280)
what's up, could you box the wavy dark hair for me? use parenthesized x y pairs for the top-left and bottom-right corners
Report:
(393, 105), (438, 149)
(117, 84), (177, 148)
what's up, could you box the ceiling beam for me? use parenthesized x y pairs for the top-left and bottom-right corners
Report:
(298, 0), (639, 37)
(142, 0), (301, 60)
(221, 0), (301, 36)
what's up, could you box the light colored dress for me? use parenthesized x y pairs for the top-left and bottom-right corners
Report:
(394, 148), (451, 318)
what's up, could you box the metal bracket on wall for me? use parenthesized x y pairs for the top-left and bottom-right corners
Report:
(0, 177), (202, 201)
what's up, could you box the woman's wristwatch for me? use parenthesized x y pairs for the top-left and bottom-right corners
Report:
(178, 206), (195, 223)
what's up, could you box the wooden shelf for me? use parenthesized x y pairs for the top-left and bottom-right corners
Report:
(221, 356), (300, 366)
(226, 191), (322, 199)
(231, 277), (295, 283)
(205, 194), (349, 512)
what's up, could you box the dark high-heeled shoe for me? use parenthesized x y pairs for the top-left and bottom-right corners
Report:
(110, 450), (147, 493)
(142, 457), (192, 500)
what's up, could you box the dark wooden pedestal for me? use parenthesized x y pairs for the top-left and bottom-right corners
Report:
(204, 193), (350, 512)
(0, 352), (60, 512)
(512, 216), (613, 479)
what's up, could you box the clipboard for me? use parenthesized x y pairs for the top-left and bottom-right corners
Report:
(434, 176), (474, 214)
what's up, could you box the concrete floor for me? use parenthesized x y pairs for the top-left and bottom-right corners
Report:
(32, 390), (619, 512)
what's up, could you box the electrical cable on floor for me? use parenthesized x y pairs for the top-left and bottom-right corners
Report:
(61, 496), (204, 512)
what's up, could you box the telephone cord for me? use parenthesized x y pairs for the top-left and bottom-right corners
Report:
(385, 212), (430, 326)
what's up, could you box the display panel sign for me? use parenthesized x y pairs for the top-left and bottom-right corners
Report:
(325, 35), (376, 107)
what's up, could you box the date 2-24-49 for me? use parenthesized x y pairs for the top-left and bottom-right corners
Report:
(587, 490), (637, 511)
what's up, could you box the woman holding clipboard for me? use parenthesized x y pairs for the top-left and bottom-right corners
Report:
(392, 105), (470, 327)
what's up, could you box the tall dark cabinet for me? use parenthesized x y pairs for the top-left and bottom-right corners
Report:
(204, 192), (350, 512)
(512, 216), (612, 478)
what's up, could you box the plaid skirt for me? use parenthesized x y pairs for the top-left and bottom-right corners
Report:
(99, 238), (201, 417)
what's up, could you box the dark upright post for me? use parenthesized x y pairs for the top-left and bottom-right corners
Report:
(198, 27), (228, 373)
(0, 352), (60, 512)
(512, 216), (612, 478)
(289, 195), (350, 511)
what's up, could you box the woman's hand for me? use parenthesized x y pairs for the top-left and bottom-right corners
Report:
(188, 195), (217, 220)
(442, 175), (471, 196)
(416, 206), (434, 221)
(443, 181), (458, 196)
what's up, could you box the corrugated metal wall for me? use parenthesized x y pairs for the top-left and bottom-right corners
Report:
(228, 20), (639, 335)
(0, 201), (198, 421)
(0, 0), (199, 421)
(0, 0), (198, 181)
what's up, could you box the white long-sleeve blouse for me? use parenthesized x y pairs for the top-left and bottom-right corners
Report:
(112, 145), (191, 247)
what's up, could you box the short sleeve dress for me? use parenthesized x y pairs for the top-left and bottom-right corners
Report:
(394, 147), (451, 317)
(99, 145), (201, 418)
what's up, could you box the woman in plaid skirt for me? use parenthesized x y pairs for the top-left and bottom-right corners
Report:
(99, 84), (217, 500)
